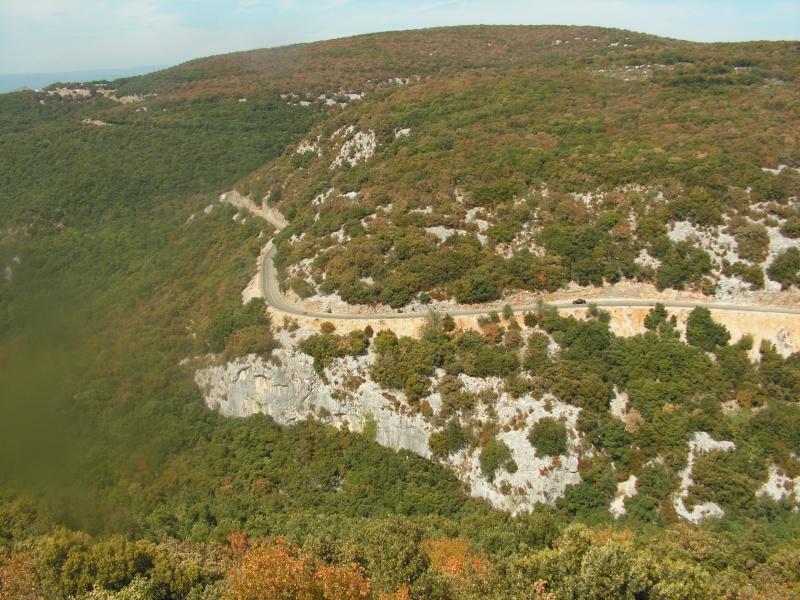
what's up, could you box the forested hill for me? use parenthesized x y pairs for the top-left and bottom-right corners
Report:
(70, 25), (800, 310)
(1, 25), (800, 600)
(231, 26), (799, 308)
(115, 25), (687, 98)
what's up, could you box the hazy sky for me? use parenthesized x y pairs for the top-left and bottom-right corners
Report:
(1, 0), (797, 75)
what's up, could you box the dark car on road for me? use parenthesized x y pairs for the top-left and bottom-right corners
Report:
(572, 299), (587, 304)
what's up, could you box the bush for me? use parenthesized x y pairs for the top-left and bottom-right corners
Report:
(442, 314), (456, 332)
(644, 303), (668, 331)
(528, 417), (568, 457)
(383, 281), (415, 309)
(299, 330), (368, 370)
(523, 311), (539, 328)
(781, 216), (800, 239)
(767, 247), (800, 290)
(222, 325), (279, 361)
(455, 275), (501, 304)
(637, 463), (676, 501)
(479, 438), (515, 481)
(429, 420), (467, 458)
(207, 298), (270, 353)
(685, 306), (729, 351)
(727, 217), (770, 263)
(731, 262), (765, 290)
(290, 278), (316, 299)
(624, 494), (659, 524)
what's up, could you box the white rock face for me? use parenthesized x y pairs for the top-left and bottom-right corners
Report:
(330, 130), (377, 169)
(465, 397), (582, 513)
(312, 188), (334, 206)
(634, 248), (661, 270)
(610, 475), (638, 519)
(673, 432), (735, 524)
(295, 139), (322, 156)
(425, 226), (468, 242)
(196, 349), (435, 457)
(609, 387), (629, 419)
(758, 464), (800, 510)
(195, 348), (586, 512)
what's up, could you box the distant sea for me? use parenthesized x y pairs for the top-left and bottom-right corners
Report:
(0, 65), (171, 94)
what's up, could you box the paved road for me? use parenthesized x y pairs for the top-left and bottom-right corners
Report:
(261, 240), (800, 321)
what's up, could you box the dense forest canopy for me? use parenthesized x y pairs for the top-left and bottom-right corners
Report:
(1, 25), (799, 599)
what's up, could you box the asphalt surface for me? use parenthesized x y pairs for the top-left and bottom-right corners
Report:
(261, 241), (800, 320)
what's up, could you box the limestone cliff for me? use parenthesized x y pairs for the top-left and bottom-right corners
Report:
(195, 348), (434, 457)
(195, 346), (584, 513)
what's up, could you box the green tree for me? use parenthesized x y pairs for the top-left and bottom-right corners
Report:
(479, 438), (516, 481)
(644, 303), (668, 331)
(685, 306), (729, 351)
(428, 420), (467, 458)
(528, 418), (568, 457)
(454, 275), (501, 304)
(767, 247), (800, 290)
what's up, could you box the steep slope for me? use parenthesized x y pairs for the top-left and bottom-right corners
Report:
(212, 28), (800, 310)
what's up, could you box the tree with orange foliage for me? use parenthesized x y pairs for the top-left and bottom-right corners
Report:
(0, 554), (41, 600)
(421, 537), (493, 598)
(378, 586), (411, 600)
(481, 323), (504, 345)
(223, 537), (370, 600)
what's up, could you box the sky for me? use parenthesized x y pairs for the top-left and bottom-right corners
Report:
(0, 0), (798, 76)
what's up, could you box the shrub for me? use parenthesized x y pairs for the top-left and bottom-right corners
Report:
(455, 276), (501, 304)
(208, 298), (270, 353)
(624, 494), (659, 524)
(528, 418), (568, 456)
(731, 261), (765, 290)
(685, 306), (729, 351)
(781, 216), (800, 239)
(479, 438), (515, 481)
(222, 325), (279, 361)
(727, 217), (770, 263)
(767, 247), (800, 290)
(442, 314), (456, 332)
(523, 311), (540, 328)
(290, 278), (316, 299)
(383, 281), (415, 309)
(429, 420), (467, 458)
(299, 330), (368, 370)
(637, 463), (676, 501)
(373, 331), (398, 353)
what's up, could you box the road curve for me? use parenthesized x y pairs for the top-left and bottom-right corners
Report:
(261, 238), (800, 321)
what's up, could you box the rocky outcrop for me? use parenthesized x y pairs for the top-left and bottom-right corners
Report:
(610, 475), (638, 519)
(196, 348), (435, 458)
(195, 347), (585, 512)
(673, 432), (735, 524)
(758, 464), (800, 511)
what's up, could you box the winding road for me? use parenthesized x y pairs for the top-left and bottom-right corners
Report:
(257, 215), (800, 321)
